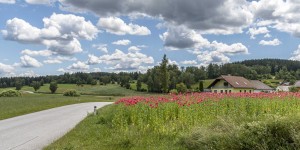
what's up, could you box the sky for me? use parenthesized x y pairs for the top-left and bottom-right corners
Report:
(0, 0), (300, 77)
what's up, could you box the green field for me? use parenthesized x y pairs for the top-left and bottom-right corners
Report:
(1, 83), (144, 96)
(46, 93), (300, 150)
(0, 93), (114, 120)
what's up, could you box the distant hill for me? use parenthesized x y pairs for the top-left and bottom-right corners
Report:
(233, 59), (300, 74)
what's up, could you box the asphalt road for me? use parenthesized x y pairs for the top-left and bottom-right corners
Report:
(0, 102), (113, 150)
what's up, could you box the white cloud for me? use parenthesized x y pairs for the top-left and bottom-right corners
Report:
(248, 27), (269, 39)
(264, 33), (272, 38)
(18, 70), (39, 77)
(57, 68), (66, 72)
(128, 46), (141, 52)
(98, 49), (154, 71)
(0, 63), (14, 75)
(92, 68), (101, 72)
(2, 13), (98, 56)
(197, 51), (230, 65)
(43, 56), (77, 64)
(25, 0), (54, 5)
(20, 55), (43, 68)
(87, 54), (102, 65)
(112, 39), (131, 46)
(92, 44), (108, 53)
(259, 38), (282, 46)
(180, 60), (197, 65)
(0, 0), (15, 4)
(290, 45), (300, 61)
(67, 61), (89, 70)
(97, 17), (151, 35)
(21, 49), (53, 57)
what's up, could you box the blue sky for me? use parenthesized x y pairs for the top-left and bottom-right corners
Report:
(0, 0), (300, 77)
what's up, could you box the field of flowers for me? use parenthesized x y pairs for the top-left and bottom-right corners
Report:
(113, 92), (300, 136)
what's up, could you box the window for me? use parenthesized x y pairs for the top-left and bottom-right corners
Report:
(229, 90), (231, 93)
(249, 90), (251, 93)
(220, 90), (223, 93)
(244, 90), (246, 93)
(214, 90), (217, 93)
(240, 90), (242, 93)
(225, 90), (227, 94)
(224, 82), (228, 87)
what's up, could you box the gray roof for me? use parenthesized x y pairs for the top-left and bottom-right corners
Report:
(250, 80), (273, 90)
(208, 75), (254, 89)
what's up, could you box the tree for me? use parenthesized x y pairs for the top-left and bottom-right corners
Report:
(160, 54), (170, 93)
(49, 81), (58, 94)
(136, 79), (142, 91)
(31, 81), (41, 91)
(15, 80), (22, 90)
(199, 80), (204, 92)
(91, 80), (97, 85)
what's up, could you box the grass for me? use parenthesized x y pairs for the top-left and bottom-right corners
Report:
(0, 93), (114, 120)
(46, 92), (300, 149)
(1, 84), (143, 96)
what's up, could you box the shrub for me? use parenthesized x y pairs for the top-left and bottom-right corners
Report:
(0, 90), (21, 97)
(176, 82), (187, 93)
(63, 89), (80, 97)
(169, 89), (178, 94)
(289, 86), (299, 92)
(49, 81), (58, 94)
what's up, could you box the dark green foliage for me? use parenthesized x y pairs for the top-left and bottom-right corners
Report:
(180, 116), (300, 150)
(136, 79), (142, 91)
(289, 86), (299, 92)
(31, 81), (41, 91)
(160, 54), (170, 93)
(49, 81), (58, 94)
(176, 83), (187, 93)
(199, 81), (204, 92)
(0, 90), (21, 97)
(15, 80), (22, 90)
(90, 80), (97, 85)
(63, 89), (80, 97)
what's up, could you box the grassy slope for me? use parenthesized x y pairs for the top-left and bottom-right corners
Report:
(0, 94), (113, 120)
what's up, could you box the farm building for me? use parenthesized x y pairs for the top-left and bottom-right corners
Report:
(207, 75), (254, 93)
(276, 86), (290, 92)
(250, 80), (274, 93)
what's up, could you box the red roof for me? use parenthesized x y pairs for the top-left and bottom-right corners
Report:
(208, 75), (254, 89)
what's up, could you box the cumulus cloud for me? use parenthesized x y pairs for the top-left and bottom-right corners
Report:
(196, 51), (230, 65)
(2, 13), (98, 56)
(61, 0), (253, 35)
(96, 49), (154, 71)
(248, 27), (269, 39)
(97, 17), (151, 35)
(20, 55), (43, 68)
(43, 56), (77, 64)
(18, 70), (39, 77)
(0, 0), (15, 4)
(67, 61), (89, 70)
(259, 38), (282, 46)
(25, 0), (54, 5)
(290, 45), (300, 61)
(181, 60), (197, 65)
(0, 63), (14, 75)
(112, 39), (131, 46)
(92, 44), (108, 53)
(21, 49), (53, 57)
(128, 46), (141, 53)
(87, 54), (102, 65)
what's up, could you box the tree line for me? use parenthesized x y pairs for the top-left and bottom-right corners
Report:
(1, 56), (300, 92)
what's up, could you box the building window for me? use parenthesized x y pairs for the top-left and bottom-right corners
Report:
(220, 90), (223, 93)
(229, 90), (231, 93)
(244, 90), (246, 93)
(225, 90), (227, 94)
(249, 90), (251, 93)
(240, 90), (242, 93)
(224, 82), (228, 87)
(214, 90), (217, 93)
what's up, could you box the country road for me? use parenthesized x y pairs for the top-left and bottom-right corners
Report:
(0, 102), (113, 150)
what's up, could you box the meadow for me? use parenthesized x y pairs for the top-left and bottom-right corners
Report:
(46, 92), (300, 150)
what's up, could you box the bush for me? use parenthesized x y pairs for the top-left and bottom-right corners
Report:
(179, 116), (300, 150)
(49, 81), (58, 94)
(63, 89), (80, 97)
(176, 82), (187, 93)
(169, 89), (178, 94)
(289, 86), (299, 92)
(0, 90), (21, 97)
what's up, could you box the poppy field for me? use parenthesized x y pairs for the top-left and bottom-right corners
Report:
(113, 92), (300, 136)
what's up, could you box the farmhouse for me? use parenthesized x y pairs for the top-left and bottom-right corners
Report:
(208, 75), (254, 93)
(250, 80), (274, 93)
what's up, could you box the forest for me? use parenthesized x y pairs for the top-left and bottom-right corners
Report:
(1, 56), (300, 93)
